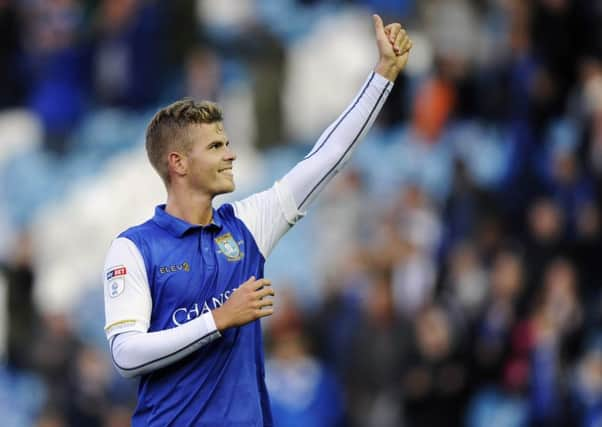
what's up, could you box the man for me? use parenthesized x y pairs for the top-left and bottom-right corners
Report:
(103, 14), (412, 426)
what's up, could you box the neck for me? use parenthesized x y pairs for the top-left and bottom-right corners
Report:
(165, 186), (214, 226)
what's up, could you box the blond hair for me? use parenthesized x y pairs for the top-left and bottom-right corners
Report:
(145, 99), (223, 185)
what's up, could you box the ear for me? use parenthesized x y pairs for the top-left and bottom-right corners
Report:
(167, 151), (187, 179)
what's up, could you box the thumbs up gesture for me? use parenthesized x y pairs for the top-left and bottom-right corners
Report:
(373, 14), (413, 82)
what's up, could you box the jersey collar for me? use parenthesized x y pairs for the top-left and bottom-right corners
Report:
(152, 204), (223, 237)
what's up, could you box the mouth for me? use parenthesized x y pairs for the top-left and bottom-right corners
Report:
(219, 167), (233, 178)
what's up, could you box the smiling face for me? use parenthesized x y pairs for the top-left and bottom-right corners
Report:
(178, 121), (237, 197)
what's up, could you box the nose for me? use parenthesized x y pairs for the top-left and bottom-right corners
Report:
(225, 145), (237, 161)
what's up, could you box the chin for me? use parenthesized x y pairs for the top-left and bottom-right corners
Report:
(216, 183), (235, 195)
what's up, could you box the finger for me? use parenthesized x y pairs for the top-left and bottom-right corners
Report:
(386, 23), (401, 45)
(256, 286), (275, 298)
(248, 277), (271, 290)
(393, 28), (408, 53)
(372, 14), (385, 39)
(238, 276), (256, 291)
(254, 278), (272, 290)
(257, 298), (274, 309)
(393, 33), (403, 55)
(399, 35), (412, 56)
(256, 307), (274, 318)
(258, 278), (272, 287)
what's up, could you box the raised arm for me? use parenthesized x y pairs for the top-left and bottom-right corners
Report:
(282, 15), (412, 212)
(232, 16), (412, 258)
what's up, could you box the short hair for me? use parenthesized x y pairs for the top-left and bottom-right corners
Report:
(145, 99), (223, 185)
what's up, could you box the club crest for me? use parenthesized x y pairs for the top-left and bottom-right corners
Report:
(215, 233), (244, 261)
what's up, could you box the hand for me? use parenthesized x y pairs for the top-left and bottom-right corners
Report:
(212, 276), (274, 330)
(373, 14), (413, 82)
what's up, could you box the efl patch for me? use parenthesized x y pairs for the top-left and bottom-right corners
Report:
(106, 266), (127, 280)
(106, 266), (127, 298)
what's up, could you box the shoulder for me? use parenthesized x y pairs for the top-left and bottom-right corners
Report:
(113, 219), (170, 267)
(217, 202), (235, 218)
(217, 202), (252, 229)
(118, 219), (162, 246)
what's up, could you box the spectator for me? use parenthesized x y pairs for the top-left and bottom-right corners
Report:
(441, 240), (489, 331)
(266, 291), (344, 427)
(0, 231), (38, 370)
(21, 0), (88, 154)
(401, 303), (470, 427)
(524, 197), (565, 294)
(90, 0), (163, 109)
(472, 247), (525, 387)
(345, 268), (408, 427)
(30, 313), (83, 414)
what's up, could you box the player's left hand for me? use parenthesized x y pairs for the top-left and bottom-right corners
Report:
(373, 14), (412, 82)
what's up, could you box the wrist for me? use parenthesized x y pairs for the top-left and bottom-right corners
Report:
(212, 307), (229, 331)
(374, 60), (401, 82)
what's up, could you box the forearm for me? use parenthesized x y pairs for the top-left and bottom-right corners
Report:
(110, 312), (220, 378)
(280, 71), (393, 212)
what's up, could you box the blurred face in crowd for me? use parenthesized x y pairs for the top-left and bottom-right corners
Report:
(449, 242), (487, 311)
(577, 202), (600, 238)
(102, 0), (140, 32)
(366, 276), (395, 325)
(553, 151), (578, 184)
(544, 258), (577, 299)
(186, 49), (221, 100)
(578, 350), (602, 393)
(529, 258), (582, 339)
(528, 198), (563, 242)
(179, 122), (237, 197)
(491, 251), (523, 301)
(416, 305), (452, 360)
(541, 258), (579, 326)
(540, 0), (569, 12)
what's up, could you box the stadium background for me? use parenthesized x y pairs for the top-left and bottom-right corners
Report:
(0, 0), (601, 426)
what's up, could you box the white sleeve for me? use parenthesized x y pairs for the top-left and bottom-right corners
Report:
(282, 71), (392, 211)
(110, 314), (220, 378)
(104, 237), (221, 378)
(103, 237), (152, 338)
(231, 181), (302, 259)
(233, 72), (392, 259)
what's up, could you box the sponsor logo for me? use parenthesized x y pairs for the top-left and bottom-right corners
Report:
(106, 265), (127, 280)
(172, 287), (238, 326)
(215, 233), (244, 261)
(159, 262), (190, 274)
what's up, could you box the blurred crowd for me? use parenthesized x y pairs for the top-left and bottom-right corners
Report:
(0, 0), (601, 426)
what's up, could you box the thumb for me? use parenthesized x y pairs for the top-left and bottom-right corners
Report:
(372, 14), (385, 39)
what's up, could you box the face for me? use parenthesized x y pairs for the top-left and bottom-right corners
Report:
(176, 122), (237, 196)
